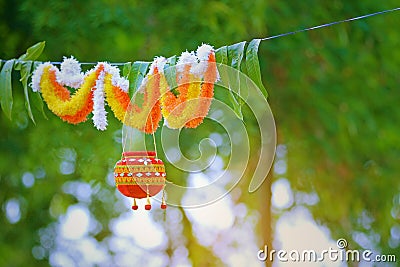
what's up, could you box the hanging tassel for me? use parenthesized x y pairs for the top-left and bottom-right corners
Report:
(145, 185), (152, 210)
(161, 187), (167, 209)
(132, 198), (138, 210)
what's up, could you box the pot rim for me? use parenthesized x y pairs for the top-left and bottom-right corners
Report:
(122, 151), (156, 157)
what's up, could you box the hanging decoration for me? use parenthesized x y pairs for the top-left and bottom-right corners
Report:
(30, 44), (218, 133)
(1, 39), (271, 211)
(28, 44), (219, 210)
(114, 151), (167, 210)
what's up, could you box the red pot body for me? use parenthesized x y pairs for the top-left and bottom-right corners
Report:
(114, 151), (166, 199)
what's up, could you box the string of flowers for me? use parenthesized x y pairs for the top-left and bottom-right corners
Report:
(30, 44), (218, 132)
(160, 44), (217, 129)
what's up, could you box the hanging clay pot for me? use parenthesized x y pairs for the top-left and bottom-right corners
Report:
(114, 151), (167, 210)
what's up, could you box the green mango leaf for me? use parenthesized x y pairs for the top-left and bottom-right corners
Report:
(213, 84), (243, 120)
(227, 41), (247, 118)
(129, 61), (150, 95)
(166, 55), (177, 66)
(32, 92), (48, 120)
(122, 62), (132, 78)
(245, 39), (268, 98)
(164, 56), (177, 91)
(31, 62), (48, 119)
(0, 60), (15, 120)
(214, 43), (247, 120)
(227, 89), (243, 120)
(215, 46), (240, 117)
(227, 41), (246, 69)
(215, 46), (228, 65)
(19, 61), (36, 124)
(227, 85), (243, 120)
(18, 41), (46, 61)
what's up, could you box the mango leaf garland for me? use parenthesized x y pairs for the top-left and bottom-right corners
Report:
(0, 42), (46, 122)
(213, 40), (267, 120)
(245, 39), (268, 98)
(16, 42), (46, 123)
(215, 45), (243, 120)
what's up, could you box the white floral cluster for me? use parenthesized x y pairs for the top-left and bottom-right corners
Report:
(92, 63), (130, 130)
(184, 44), (216, 78)
(92, 67), (107, 131)
(57, 56), (84, 88)
(149, 56), (167, 75)
(103, 63), (129, 93)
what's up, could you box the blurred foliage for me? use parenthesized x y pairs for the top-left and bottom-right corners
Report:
(1, 0), (400, 266)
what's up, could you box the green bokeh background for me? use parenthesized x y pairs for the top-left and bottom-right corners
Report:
(1, 1), (399, 266)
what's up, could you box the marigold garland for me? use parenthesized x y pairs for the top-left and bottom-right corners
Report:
(40, 65), (102, 117)
(30, 44), (218, 132)
(185, 52), (217, 128)
(161, 74), (202, 129)
(159, 45), (217, 129)
(122, 66), (163, 134)
(104, 68), (162, 134)
(103, 73), (130, 122)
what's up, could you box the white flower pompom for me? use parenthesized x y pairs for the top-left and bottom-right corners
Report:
(195, 43), (219, 81)
(177, 51), (197, 65)
(149, 56), (167, 75)
(101, 62), (117, 77)
(60, 56), (81, 75)
(114, 76), (129, 93)
(156, 57), (167, 74)
(196, 44), (214, 61)
(176, 51), (197, 73)
(189, 44), (214, 77)
(57, 56), (84, 88)
(102, 63), (129, 93)
(92, 71), (108, 131)
(30, 62), (54, 92)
